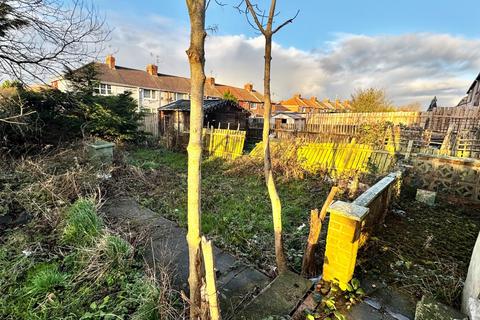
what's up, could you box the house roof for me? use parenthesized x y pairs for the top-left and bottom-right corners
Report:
(467, 72), (480, 94)
(159, 99), (250, 114)
(272, 112), (306, 120)
(215, 84), (264, 102)
(279, 94), (350, 111)
(92, 62), (263, 103)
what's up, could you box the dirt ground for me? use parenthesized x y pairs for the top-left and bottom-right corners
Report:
(357, 194), (480, 308)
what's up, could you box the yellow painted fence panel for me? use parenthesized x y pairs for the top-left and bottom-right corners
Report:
(250, 140), (394, 175)
(203, 128), (246, 160)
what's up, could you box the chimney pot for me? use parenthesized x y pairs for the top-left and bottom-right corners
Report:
(146, 64), (158, 76)
(244, 83), (253, 92)
(106, 55), (116, 70)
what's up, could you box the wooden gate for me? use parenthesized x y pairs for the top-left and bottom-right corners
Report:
(203, 128), (246, 159)
(140, 113), (159, 138)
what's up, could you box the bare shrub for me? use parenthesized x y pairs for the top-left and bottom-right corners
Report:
(0, 143), (103, 227)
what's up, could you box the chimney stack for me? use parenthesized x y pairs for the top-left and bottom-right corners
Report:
(146, 64), (158, 76)
(206, 77), (215, 86)
(106, 55), (116, 70)
(294, 93), (302, 99)
(244, 83), (253, 92)
(310, 96), (317, 102)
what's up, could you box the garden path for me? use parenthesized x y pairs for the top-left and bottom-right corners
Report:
(102, 197), (270, 317)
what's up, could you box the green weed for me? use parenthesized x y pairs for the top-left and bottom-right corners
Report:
(62, 198), (103, 246)
(25, 263), (68, 298)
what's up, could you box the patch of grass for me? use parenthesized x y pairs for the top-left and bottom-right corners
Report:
(62, 198), (103, 246)
(76, 233), (134, 282)
(127, 148), (187, 171)
(25, 263), (68, 298)
(124, 147), (332, 272)
(0, 191), (183, 320)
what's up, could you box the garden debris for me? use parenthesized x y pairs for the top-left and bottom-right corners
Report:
(415, 189), (436, 206)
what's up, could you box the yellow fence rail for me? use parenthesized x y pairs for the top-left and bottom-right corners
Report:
(203, 128), (246, 160)
(250, 140), (394, 175)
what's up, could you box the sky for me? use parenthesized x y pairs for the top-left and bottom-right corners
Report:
(93, 0), (480, 108)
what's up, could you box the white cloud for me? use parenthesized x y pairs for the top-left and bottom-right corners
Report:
(106, 16), (480, 108)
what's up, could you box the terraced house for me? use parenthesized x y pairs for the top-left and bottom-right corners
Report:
(52, 55), (265, 114)
(280, 93), (351, 113)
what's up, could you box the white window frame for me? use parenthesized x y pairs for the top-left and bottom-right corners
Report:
(143, 89), (157, 100)
(95, 83), (112, 95)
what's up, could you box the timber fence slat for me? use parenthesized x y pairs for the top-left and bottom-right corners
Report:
(203, 127), (246, 159)
(251, 140), (395, 175)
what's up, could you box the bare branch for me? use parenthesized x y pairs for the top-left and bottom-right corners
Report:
(206, 0), (226, 11)
(272, 9), (299, 34)
(0, 0), (110, 84)
(244, 0), (266, 35)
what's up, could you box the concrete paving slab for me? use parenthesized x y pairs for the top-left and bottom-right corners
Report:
(102, 197), (271, 318)
(236, 271), (312, 320)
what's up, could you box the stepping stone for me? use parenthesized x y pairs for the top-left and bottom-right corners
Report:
(236, 271), (312, 319)
(415, 296), (467, 320)
(344, 278), (415, 320)
(219, 267), (270, 317)
(347, 302), (398, 320)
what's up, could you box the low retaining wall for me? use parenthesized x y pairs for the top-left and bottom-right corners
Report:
(411, 154), (480, 202)
(322, 172), (400, 289)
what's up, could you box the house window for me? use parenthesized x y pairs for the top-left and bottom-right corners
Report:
(250, 103), (257, 110)
(95, 83), (112, 95)
(143, 89), (157, 100)
(173, 92), (188, 100)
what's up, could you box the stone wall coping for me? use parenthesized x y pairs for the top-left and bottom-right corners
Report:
(416, 153), (480, 167)
(328, 201), (369, 222)
(88, 141), (116, 150)
(353, 171), (400, 207)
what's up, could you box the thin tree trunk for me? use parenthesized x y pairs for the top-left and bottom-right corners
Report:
(262, 33), (288, 273)
(185, 0), (206, 318)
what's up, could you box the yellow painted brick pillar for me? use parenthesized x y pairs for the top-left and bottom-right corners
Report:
(322, 201), (368, 290)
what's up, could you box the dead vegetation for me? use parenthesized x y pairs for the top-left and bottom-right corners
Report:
(0, 144), (103, 228)
(0, 144), (185, 319)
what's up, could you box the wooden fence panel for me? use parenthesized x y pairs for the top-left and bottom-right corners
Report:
(250, 140), (394, 175)
(203, 128), (246, 160)
(140, 113), (159, 138)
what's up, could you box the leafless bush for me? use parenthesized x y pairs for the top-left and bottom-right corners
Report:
(0, 143), (103, 227)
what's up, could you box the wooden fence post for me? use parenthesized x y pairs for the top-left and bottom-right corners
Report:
(207, 126), (213, 155)
(301, 186), (339, 277)
(405, 140), (414, 161)
(201, 237), (221, 320)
